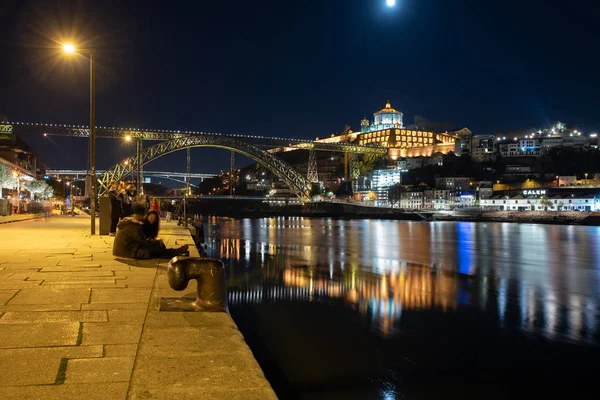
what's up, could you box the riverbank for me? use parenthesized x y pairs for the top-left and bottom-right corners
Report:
(189, 198), (600, 225)
(433, 210), (600, 225)
(0, 216), (276, 399)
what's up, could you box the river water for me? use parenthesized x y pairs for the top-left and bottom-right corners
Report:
(204, 217), (600, 399)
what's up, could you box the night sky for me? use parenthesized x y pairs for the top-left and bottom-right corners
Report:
(0, 0), (599, 173)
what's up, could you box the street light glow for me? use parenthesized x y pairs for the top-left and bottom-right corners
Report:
(125, 135), (132, 141)
(63, 43), (76, 54)
(386, 0), (396, 6)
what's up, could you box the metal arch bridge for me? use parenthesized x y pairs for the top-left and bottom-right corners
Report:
(98, 135), (314, 202)
(0, 122), (388, 154)
(46, 169), (216, 180)
(1, 122), (388, 202)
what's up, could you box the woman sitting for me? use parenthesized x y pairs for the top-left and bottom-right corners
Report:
(143, 210), (161, 240)
(142, 210), (169, 252)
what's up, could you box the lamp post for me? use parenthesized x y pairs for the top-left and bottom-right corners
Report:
(63, 43), (96, 234)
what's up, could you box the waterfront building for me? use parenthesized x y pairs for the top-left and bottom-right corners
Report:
(397, 157), (424, 171)
(426, 152), (445, 167)
(368, 169), (402, 206)
(480, 192), (599, 211)
(433, 189), (456, 210)
(471, 146), (496, 162)
(499, 139), (542, 157)
(315, 102), (460, 159)
(477, 181), (494, 200)
(400, 190), (424, 209)
(435, 177), (471, 192)
(468, 135), (498, 162)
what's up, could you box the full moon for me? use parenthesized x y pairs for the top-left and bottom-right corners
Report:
(386, 0), (396, 6)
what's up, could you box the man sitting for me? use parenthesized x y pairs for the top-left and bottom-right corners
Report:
(113, 203), (188, 259)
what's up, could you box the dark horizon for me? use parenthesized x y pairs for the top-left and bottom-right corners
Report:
(1, 0), (599, 171)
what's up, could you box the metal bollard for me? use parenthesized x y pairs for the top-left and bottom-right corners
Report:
(167, 256), (228, 312)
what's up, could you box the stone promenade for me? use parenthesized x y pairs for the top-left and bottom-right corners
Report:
(0, 216), (276, 399)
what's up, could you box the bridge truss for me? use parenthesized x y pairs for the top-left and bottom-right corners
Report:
(1, 122), (390, 201)
(97, 135), (312, 202)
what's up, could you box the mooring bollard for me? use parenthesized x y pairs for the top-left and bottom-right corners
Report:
(167, 256), (228, 312)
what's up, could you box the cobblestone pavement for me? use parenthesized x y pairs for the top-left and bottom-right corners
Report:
(0, 216), (276, 399)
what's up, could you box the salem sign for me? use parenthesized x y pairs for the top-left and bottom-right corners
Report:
(522, 190), (546, 196)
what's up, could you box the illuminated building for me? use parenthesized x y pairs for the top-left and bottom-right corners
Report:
(316, 102), (461, 158)
(361, 101), (403, 132)
(480, 193), (599, 211)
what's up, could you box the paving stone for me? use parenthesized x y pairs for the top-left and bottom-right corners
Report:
(35, 271), (117, 278)
(46, 283), (128, 289)
(144, 311), (238, 329)
(81, 302), (148, 311)
(3, 271), (42, 279)
(91, 288), (151, 303)
(0, 280), (44, 289)
(0, 351), (61, 386)
(0, 322), (80, 348)
(55, 263), (102, 268)
(0, 310), (107, 324)
(7, 287), (90, 305)
(131, 353), (272, 389)
(0, 382), (129, 400)
(0, 289), (19, 305)
(81, 322), (143, 345)
(24, 249), (79, 254)
(40, 266), (102, 272)
(140, 327), (249, 354)
(0, 346), (103, 386)
(104, 344), (138, 357)
(43, 276), (119, 283)
(66, 357), (135, 383)
(108, 309), (147, 323)
(0, 345), (103, 359)
(129, 388), (278, 400)
(0, 304), (81, 312)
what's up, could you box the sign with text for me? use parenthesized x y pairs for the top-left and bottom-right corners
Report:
(522, 190), (546, 196)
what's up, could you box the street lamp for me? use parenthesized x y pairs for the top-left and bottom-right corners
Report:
(63, 42), (96, 234)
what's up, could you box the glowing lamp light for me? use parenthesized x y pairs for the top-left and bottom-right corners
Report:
(386, 0), (396, 6)
(63, 43), (76, 54)
(125, 135), (132, 141)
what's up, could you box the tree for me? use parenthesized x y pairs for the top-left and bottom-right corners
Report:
(23, 179), (54, 199)
(388, 184), (403, 208)
(0, 163), (17, 189)
(539, 196), (552, 211)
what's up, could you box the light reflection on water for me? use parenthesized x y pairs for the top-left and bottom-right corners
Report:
(207, 217), (600, 345)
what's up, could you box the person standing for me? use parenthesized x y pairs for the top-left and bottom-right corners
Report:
(11, 194), (19, 214)
(165, 201), (172, 223)
(108, 180), (123, 236)
(121, 184), (134, 217)
(150, 198), (160, 212)
(145, 195), (151, 211)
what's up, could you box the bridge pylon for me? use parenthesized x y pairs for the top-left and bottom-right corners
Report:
(307, 150), (319, 183)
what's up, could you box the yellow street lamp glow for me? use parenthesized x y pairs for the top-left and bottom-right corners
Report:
(125, 135), (132, 141)
(63, 43), (76, 54)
